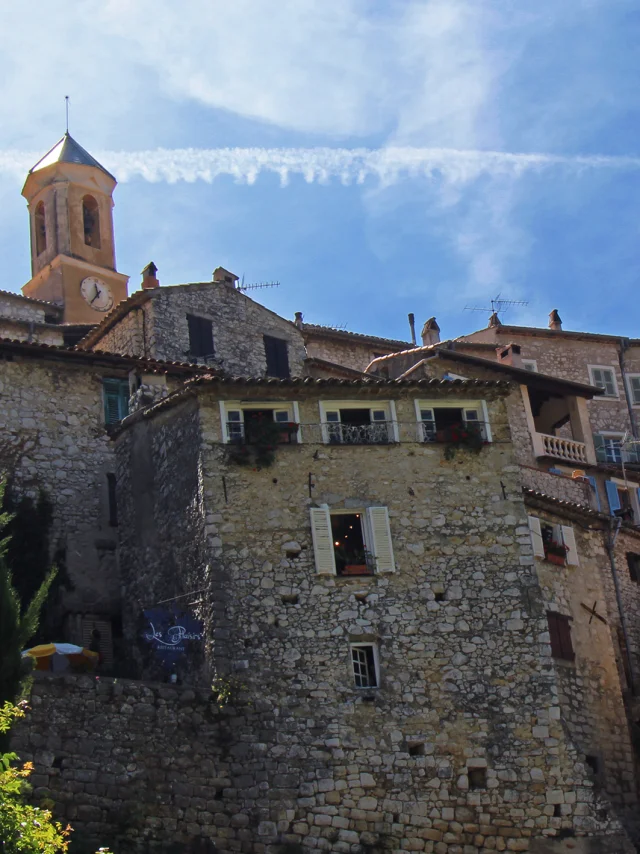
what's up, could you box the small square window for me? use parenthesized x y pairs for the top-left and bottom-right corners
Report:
(522, 359), (538, 372)
(350, 643), (379, 688)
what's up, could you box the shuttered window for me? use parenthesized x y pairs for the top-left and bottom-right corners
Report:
(103, 378), (129, 426)
(626, 553), (640, 583)
(627, 375), (640, 406)
(310, 505), (395, 575)
(187, 314), (214, 358)
(528, 516), (579, 565)
(264, 335), (290, 378)
(547, 612), (575, 661)
(588, 366), (617, 397)
(528, 516), (545, 558)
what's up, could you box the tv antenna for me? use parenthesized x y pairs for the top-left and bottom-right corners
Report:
(464, 293), (529, 319)
(237, 274), (280, 292)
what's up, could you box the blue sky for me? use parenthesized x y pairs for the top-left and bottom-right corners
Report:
(0, 0), (639, 342)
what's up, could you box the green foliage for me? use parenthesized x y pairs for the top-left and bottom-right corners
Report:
(0, 481), (57, 713)
(0, 702), (70, 854)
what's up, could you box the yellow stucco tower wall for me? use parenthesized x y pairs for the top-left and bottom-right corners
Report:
(21, 134), (129, 324)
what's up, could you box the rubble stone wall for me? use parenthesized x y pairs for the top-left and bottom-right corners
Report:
(90, 301), (153, 357)
(0, 354), (119, 614)
(0, 318), (64, 345)
(304, 334), (406, 373)
(108, 385), (634, 852)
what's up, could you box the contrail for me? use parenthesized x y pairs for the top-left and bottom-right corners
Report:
(2, 146), (639, 186)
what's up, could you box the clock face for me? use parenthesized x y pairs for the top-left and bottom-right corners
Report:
(80, 276), (114, 312)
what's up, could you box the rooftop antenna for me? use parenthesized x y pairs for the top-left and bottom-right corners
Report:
(236, 274), (281, 292)
(65, 96), (70, 134)
(463, 292), (529, 321)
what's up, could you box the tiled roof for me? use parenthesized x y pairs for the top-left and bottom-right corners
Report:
(522, 486), (603, 519)
(29, 133), (116, 181)
(0, 337), (209, 375)
(302, 324), (411, 349)
(304, 357), (370, 378)
(462, 324), (630, 344)
(0, 289), (62, 311)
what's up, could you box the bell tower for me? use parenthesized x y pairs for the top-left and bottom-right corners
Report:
(21, 134), (129, 324)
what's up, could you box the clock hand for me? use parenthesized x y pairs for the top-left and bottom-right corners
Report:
(90, 286), (102, 305)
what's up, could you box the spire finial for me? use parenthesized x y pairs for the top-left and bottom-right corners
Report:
(65, 96), (69, 134)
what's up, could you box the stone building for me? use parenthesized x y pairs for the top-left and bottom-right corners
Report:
(3, 135), (640, 853)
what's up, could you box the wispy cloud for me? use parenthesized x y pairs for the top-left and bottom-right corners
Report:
(2, 146), (639, 187)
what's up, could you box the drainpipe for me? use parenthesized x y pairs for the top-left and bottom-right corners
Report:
(618, 337), (637, 438)
(606, 515), (636, 696)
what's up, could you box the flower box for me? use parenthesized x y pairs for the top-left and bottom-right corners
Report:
(544, 549), (567, 566)
(342, 564), (370, 576)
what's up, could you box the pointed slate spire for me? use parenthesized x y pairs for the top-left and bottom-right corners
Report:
(29, 133), (115, 181)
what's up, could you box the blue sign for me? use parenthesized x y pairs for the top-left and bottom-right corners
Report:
(142, 607), (204, 669)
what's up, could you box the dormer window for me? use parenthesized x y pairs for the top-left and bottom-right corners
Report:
(34, 201), (46, 255)
(82, 195), (101, 248)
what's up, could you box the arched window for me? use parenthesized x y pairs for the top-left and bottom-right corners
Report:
(35, 201), (46, 255)
(82, 195), (101, 248)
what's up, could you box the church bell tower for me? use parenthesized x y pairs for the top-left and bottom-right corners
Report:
(21, 134), (129, 324)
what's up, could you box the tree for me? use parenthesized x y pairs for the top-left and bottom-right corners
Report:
(0, 701), (70, 854)
(0, 481), (56, 713)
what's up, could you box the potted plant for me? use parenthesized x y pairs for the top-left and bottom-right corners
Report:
(440, 422), (485, 460)
(278, 421), (300, 444)
(544, 542), (568, 566)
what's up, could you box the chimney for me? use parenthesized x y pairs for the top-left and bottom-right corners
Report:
(408, 313), (417, 346)
(549, 309), (562, 331)
(496, 343), (523, 368)
(421, 317), (440, 347)
(213, 266), (239, 288)
(488, 311), (499, 328)
(294, 311), (304, 330)
(141, 261), (159, 290)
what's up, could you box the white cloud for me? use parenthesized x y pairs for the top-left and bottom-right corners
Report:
(2, 145), (638, 186)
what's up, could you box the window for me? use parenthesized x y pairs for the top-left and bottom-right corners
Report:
(547, 612), (575, 661)
(626, 553), (640, 583)
(264, 335), (290, 378)
(416, 400), (491, 444)
(522, 359), (538, 372)
(320, 401), (396, 445)
(605, 480), (640, 523)
(222, 403), (298, 444)
(310, 505), (395, 575)
(588, 366), (618, 398)
(528, 516), (579, 566)
(34, 201), (46, 255)
(82, 195), (101, 248)
(102, 378), (130, 425)
(187, 314), (215, 359)
(107, 473), (118, 527)
(594, 434), (640, 465)
(350, 643), (379, 688)
(628, 375), (640, 407)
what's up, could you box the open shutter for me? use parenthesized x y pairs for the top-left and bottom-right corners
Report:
(586, 476), (601, 512)
(561, 526), (579, 566)
(547, 613), (562, 658)
(310, 506), (336, 575)
(528, 516), (545, 558)
(366, 506), (395, 573)
(605, 481), (621, 515)
(103, 379), (128, 425)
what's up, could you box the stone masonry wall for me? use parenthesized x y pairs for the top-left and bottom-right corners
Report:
(110, 384), (633, 853)
(96, 284), (308, 376)
(92, 300), (153, 358)
(304, 334), (406, 373)
(0, 292), (49, 324)
(12, 674), (233, 853)
(0, 318), (64, 346)
(0, 353), (120, 615)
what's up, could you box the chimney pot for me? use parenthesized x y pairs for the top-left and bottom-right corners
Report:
(488, 311), (500, 328)
(496, 343), (523, 368)
(294, 311), (304, 330)
(141, 261), (159, 290)
(408, 313), (417, 346)
(421, 317), (440, 347)
(549, 309), (562, 331)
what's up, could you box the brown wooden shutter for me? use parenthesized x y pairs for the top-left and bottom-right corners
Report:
(264, 335), (290, 378)
(547, 612), (563, 659)
(548, 612), (574, 661)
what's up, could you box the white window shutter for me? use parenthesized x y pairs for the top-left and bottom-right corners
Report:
(366, 506), (396, 573)
(528, 516), (545, 558)
(310, 506), (336, 575)
(561, 526), (579, 566)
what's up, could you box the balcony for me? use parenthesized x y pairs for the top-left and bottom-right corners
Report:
(326, 422), (391, 445)
(533, 433), (588, 465)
